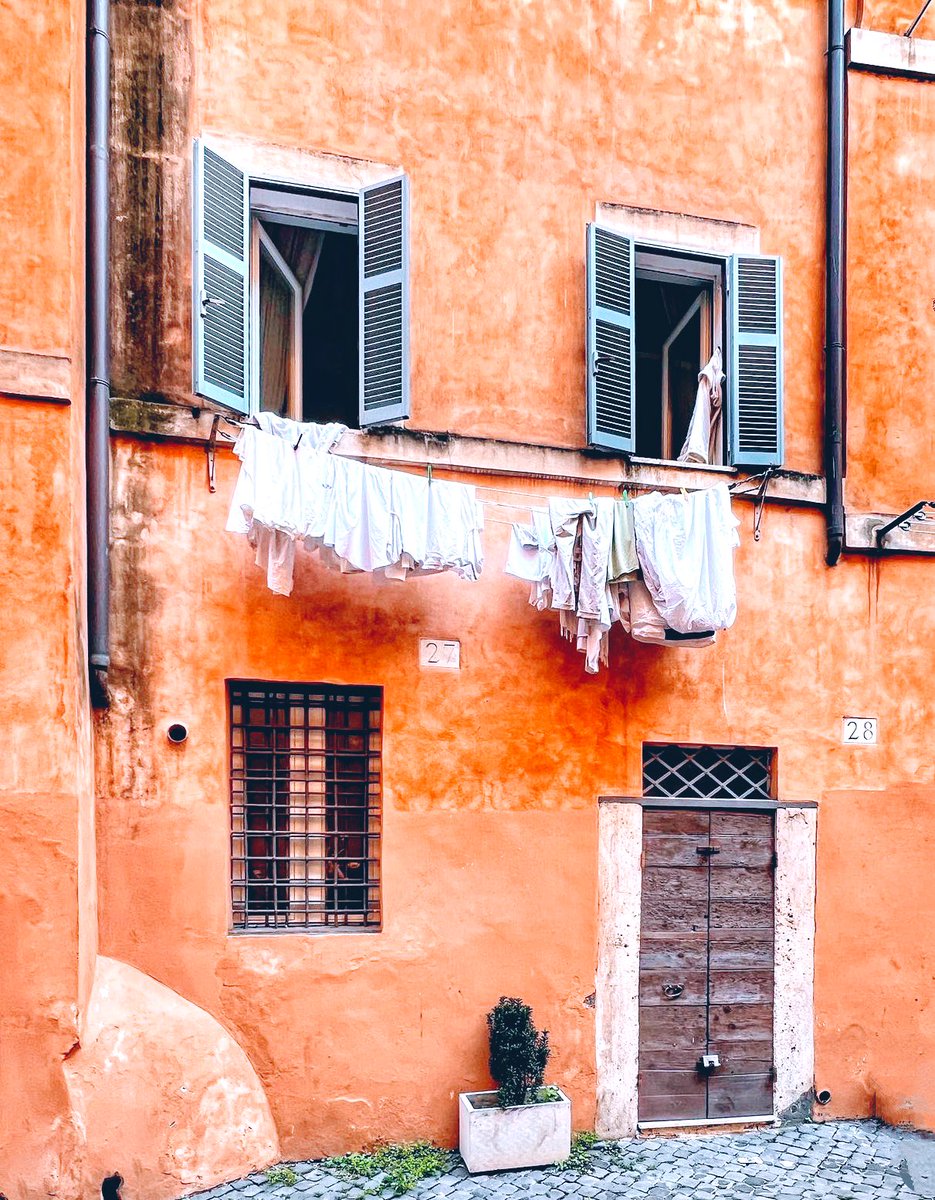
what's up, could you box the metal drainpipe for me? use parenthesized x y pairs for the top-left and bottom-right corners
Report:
(825, 0), (846, 566)
(87, 0), (111, 704)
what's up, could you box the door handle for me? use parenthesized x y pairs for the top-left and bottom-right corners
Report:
(662, 983), (684, 1000)
(696, 846), (721, 857)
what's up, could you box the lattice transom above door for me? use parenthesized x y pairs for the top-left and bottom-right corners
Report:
(642, 743), (774, 800)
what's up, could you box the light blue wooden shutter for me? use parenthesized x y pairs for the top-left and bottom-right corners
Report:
(192, 141), (250, 413)
(358, 175), (410, 426)
(586, 225), (636, 453)
(728, 255), (784, 466)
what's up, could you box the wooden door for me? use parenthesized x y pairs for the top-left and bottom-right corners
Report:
(638, 808), (775, 1123)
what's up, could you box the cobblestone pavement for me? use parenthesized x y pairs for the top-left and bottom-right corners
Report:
(189, 1120), (935, 1200)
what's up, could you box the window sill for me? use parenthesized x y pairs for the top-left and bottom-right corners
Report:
(629, 455), (736, 475)
(228, 925), (382, 938)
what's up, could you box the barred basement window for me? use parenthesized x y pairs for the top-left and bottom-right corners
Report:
(229, 682), (382, 930)
(642, 743), (774, 800)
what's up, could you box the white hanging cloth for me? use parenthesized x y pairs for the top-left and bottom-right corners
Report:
(226, 416), (484, 594)
(678, 347), (724, 466)
(631, 483), (739, 635)
(503, 483), (738, 672)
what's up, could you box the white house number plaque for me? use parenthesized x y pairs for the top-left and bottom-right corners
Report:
(842, 716), (878, 745)
(419, 638), (461, 670)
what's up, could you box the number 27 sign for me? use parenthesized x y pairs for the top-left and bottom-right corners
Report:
(419, 638), (461, 670)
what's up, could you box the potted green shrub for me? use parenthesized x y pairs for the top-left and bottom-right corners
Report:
(459, 996), (572, 1173)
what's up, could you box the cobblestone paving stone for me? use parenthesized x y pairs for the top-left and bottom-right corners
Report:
(187, 1121), (935, 1200)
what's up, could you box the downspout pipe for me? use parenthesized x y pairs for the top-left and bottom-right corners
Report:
(87, 0), (110, 704)
(825, 0), (846, 566)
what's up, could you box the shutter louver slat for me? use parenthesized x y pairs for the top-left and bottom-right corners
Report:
(729, 254), (783, 467)
(193, 140), (250, 413)
(587, 225), (636, 452)
(359, 176), (410, 425)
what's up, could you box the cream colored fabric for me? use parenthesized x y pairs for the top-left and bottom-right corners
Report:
(678, 347), (724, 465)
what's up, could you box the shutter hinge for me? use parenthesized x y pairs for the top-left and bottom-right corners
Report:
(771, 850), (778, 870)
(769, 1065), (778, 1083)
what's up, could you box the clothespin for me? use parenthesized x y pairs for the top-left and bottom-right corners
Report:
(426, 463), (433, 486)
(680, 487), (688, 498)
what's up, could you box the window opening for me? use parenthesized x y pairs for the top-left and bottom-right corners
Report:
(229, 682), (382, 930)
(634, 250), (725, 463)
(642, 743), (774, 800)
(250, 186), (360, 427)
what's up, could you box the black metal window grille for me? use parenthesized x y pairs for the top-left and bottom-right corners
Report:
(642, 743), (774, 800)
(230, 682), (382, 930)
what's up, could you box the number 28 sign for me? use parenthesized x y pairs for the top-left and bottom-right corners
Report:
(842, 716), (878, 745)
(419, 638), (461, 671)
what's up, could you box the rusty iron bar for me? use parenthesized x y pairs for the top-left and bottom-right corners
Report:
(875, 500), (935, 546)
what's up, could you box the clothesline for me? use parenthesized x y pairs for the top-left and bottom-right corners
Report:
(218, 415), (774, 503)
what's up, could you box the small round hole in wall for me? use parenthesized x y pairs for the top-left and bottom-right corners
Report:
(166, 722), (189, 745)
(816, 1088), (832, 1106)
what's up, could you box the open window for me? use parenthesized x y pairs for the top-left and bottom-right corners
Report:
(193, 141), (409, 428)
(586, 225), (783, 467)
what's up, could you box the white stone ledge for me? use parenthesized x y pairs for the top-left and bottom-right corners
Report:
(846, 509), (935, 554)
(847, 27), (935, 81)
(0, 345), (71, 403)
(109, 397), (826, 509)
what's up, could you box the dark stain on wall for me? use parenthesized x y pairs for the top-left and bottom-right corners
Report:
(111, 0), (193, 406)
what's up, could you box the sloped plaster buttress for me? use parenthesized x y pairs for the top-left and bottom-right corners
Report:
(63, 956), (279, 1200)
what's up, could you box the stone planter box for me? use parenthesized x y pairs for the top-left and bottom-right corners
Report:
(458, 1088), (572, 1173)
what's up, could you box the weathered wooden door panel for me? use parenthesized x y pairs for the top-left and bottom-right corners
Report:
(708, 1074), (774, 1118)
(707, 929), (773, 969)
(639, 971), (708, 1005)
(640, 930), (708, 970)
(638, 808), (775, 1123)
(708, 969), (774, 1004)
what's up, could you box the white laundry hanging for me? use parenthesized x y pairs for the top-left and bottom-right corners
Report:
(225, 416), (484, 593)
(632, 483), (739, 635)
(503, 481), (739, 672)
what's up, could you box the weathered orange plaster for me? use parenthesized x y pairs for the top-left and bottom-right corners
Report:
(814, 786), (935, 1129)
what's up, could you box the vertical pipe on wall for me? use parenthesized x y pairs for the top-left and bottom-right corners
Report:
(825, 0), (846, 566)
(87, 0), (111, 703)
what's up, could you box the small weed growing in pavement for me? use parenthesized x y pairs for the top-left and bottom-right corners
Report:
(557, 1130), (598, 1172)
(553, 1131), (639, 1175)
(265, 1164), (299, 1187)
(327, 1140), (450, 1196)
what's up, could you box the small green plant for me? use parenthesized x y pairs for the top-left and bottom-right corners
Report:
(533, 1085), (563, 1103)
(557, 1131), (598, 1173)
(265, 1164), (299, 1187)
(327, 1140), (450, 1196)
(486, 996), (550, 1108)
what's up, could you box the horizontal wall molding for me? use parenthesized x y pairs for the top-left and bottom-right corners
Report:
(846, 511), (935, 555)
(847, 27), (935, 81)
(0, 345), (71, 404)
(599, 795), (819, 811)
(109, 396), (825, 508)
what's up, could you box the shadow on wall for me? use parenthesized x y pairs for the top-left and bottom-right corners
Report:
(63, 957), (279, 1200)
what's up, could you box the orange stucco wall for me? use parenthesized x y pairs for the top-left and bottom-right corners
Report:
(94, 438), (935, 1167)
(814, 786), (935, 1128)
(0, 0), (95, 1195)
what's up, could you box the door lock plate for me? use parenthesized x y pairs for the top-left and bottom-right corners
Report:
(696, 1053), (721, 1075)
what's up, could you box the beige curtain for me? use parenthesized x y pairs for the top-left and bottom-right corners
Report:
(259, 227), (324, 416)
(259, 249), (292, 416)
